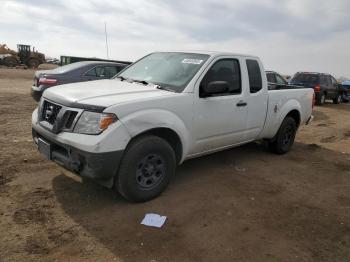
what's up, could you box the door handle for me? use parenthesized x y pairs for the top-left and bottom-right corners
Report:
(236, 101), (247, 107)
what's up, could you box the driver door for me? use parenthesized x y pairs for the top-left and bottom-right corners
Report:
(190, 57), (248, 155)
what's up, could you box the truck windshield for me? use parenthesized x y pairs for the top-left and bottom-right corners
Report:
(116, 52), (210, 92)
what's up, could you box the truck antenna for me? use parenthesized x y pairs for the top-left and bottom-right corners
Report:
(104, 22), (109, 59)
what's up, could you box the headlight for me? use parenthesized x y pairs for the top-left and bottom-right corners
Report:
(74, 111), (118, 135)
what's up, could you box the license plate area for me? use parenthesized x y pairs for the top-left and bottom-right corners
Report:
(38, 138), (51, 160)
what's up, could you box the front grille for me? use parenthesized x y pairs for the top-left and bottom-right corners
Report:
(64, 111), (78, 129)
(41, 100), (62, 125)
(39, 99), (81, 134)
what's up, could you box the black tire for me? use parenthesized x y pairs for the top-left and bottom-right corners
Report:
(316, 93), (326, 105)
(3, 56), (18, 67)
(27, 58), (40, 68)
(333, 93), (342, 104)
(269, 117), (297, 154)
(116, 135), (176, 202)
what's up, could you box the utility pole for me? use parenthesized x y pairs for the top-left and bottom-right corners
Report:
(104, 22), (109, 59)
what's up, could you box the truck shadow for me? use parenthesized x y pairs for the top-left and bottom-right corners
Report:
(51, 141), (350, 261)
(52, 142), (271, 259)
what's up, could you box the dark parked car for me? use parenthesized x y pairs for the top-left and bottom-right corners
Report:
(290, 72), (342, 105)
(31, 61), (129, 102)
(266, 71), (289, 90)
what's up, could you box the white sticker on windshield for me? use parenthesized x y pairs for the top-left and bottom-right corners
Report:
(182, 59), (203, 65)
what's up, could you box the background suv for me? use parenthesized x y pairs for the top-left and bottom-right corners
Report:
(290, 72), (342, 105)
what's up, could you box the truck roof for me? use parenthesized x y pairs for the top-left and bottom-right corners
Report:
(154, 50), (259, 59)
(296, 72), (331, 76)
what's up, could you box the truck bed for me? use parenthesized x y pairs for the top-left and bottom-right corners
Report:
(259, 88), (314, 139)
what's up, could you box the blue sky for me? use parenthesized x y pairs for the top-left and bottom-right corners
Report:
(1, 0), (349, 77)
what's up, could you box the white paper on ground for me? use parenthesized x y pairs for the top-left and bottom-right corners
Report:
(141, 213), (167, 228)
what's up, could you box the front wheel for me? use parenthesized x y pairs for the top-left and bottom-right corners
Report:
(269, 117), (297, 154)
(116, 135), (176, 202)
(27, 58), (40, 68)
(333, 94), (342, 104)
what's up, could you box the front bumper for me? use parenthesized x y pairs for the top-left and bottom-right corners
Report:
(32, 128), (123, 187)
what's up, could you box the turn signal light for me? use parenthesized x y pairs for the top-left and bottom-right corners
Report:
(99, 113), (118, 130)
(314, 85), (321, 92)
(39, 78), (58, 85)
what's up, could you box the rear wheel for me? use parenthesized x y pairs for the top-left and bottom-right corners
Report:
(316, 93), (326, 105)
(116, 135), (176, 202)
(3, 56), (18, 67)
(333, 93), (342, 104)
(269, 117), (297, 154)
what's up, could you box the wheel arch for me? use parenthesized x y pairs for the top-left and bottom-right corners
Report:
(127, 127), (183, 164)
(285, 109), (301, 128)
(116, 108), (190, 163)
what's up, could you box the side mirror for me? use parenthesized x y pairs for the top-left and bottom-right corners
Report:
(202, 81), (229, 96)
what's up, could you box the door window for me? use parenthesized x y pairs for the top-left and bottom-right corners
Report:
(200, 59), (241, 97)
(331, 76), (337, 86)
(246, 60), (262, 93)
(326, 76), (332, 85)
(104, 66), (118, 78)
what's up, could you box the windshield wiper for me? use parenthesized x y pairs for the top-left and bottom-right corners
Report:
(131, 79), (149, 85)
(116, 76), (128, 81)
(118, 77), (174, 92)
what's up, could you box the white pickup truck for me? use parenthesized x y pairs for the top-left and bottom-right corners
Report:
(32, 51), (314, 202)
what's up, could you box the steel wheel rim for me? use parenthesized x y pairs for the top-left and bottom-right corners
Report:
(136, 154), (165, 189)
(282, 126), (293, 146)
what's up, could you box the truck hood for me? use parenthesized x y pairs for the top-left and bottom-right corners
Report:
(43, 79), (175, 108)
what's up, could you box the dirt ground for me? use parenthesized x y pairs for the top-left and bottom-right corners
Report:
(1, 68), (350, 262)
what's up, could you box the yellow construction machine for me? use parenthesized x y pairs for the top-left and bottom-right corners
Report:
(0, 44), (45, 67)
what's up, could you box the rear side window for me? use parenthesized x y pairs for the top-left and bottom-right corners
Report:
(246, 60), (262, 93)
(85, 67), (98, 77)
(291, 73), (319, 84)
(85, 66), (105, 77)
(266, 73), (275, 83)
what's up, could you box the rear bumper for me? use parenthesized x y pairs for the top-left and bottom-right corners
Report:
(32, 128), (124, 187)
(306, 115), (314, 125)
(31, 88), (43, 102)
(31, 85), (51, 102)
